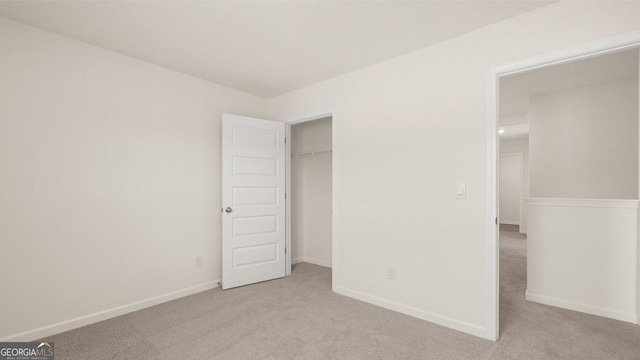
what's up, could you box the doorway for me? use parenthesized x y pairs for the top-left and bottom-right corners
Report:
(284, 110), (337, 289)
(289, 117), (333, 269)
(488, 33), (640, 340)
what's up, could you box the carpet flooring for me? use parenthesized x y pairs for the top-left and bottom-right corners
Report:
(44, 229), (640, 359)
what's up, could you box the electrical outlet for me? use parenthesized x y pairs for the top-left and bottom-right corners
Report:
(387, 266), (396, 280)
(195, 256), (203, 268)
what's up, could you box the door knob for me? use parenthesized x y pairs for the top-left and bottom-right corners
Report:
(225, 207), (233, 213)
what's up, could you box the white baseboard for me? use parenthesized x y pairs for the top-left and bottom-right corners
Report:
(526, 290), (637, 324)
(292, 257), (332, 268)
(1, 280), (220, 342)
(334, 286), (490, 340)
(301, 257), (332, 268)
(499, 220), (520, 226)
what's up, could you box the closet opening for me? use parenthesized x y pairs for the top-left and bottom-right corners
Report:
(287, 114), (333, 276)
(287, 116), (333, 274)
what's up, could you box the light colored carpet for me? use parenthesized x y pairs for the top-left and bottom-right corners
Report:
(44, 230), (640, 359)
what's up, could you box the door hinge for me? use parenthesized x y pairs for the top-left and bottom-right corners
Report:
(495, 217), (498, 225)
(285, 137), (287, 144)
(285, 192), (287, 199)
(285, 247), (287, 254)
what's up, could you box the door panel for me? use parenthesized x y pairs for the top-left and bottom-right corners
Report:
(222, 114), (286, 289)
(233, 187), (278, 206)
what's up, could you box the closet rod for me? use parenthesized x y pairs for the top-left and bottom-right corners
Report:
(293, 150), (332, 158)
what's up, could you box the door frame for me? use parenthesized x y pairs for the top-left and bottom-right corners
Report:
(498, 152), (524, 228)
(283, 108), (338, 291)
(487, 30), (640, 341)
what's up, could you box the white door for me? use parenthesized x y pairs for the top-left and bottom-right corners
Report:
(499, 153), (523, 226)
(221, 114), (286, 289)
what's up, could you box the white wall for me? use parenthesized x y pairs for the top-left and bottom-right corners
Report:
(0, 17), (266, 340)
(291, 118), (332, 267)
(265, 2), (640, 338)
(291, 134), (305, 262)
(526, 199), (638, 323)
(529, 78), (638, 199)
